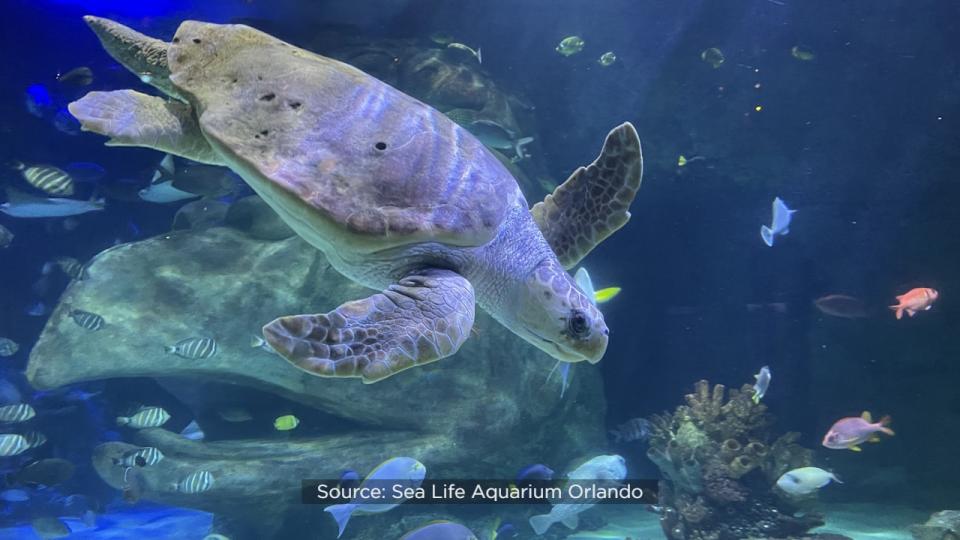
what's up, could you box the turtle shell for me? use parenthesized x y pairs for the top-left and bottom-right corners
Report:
(166, 21), (520, 251)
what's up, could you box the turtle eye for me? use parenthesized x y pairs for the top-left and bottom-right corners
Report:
(566, 310), (590, 339)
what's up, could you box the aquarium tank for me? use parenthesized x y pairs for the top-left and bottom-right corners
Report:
(0, 0), (958, 538)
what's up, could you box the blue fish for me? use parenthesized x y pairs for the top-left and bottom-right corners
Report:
(1, 190), (105, 218)
(25, 84), (54, 118)
(65, 162), (107, 182)
(52, 108), (81, 135)
(516, 463), (554, 483)
(760, 197), (796, 247)
(494, 522), (518, 539)
(339, 469), (360, 489)
(25, 301), (48, 317)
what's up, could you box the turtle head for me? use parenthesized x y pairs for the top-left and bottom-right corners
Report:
(513, 257), (608, 364)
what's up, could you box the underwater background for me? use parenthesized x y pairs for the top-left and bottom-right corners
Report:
(1, 0), (959, 538)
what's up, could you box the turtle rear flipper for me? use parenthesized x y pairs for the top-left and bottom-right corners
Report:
(263, 269), (475, 383)
(531, 122), (642, 269)
(68, 90), (223, 165)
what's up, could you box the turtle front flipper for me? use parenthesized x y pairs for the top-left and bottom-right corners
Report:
(531, 122), (642, 269)
(68, 90), (223, 165)
(263, 270), (476, 383)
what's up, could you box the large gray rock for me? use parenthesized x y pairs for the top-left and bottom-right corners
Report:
(911, 511), (960, 540)
(26, 218), (605, 538)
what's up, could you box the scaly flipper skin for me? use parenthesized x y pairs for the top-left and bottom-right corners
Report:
(263, 270), (476, 383)
(531, 122), (643, 269)
(68, 90), (223, 165)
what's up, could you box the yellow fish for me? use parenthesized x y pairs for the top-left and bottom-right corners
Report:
(574, 268), (622, 305)
(594, 287), (621, 303)
(678, 155), (704, 167)
(273, 414), (300, 431)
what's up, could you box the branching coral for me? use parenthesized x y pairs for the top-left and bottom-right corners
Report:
(647, 377), (820, 540)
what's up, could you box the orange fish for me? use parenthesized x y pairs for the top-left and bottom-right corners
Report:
(889, 287), (938, 319)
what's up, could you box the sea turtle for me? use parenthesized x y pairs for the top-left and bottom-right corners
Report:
(68, 17), (643, 383)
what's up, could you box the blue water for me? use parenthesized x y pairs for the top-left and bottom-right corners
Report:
(1, 1), (958, 539)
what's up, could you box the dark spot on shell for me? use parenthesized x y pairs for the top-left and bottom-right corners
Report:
(192, 38), (201, 44)
(172, 37), (180, 43)
(288, 101), (302, 110)
(543, 291), (552, 298)
(375, 141), (387, 151)
(257, 75), (263, 81)
(260, 130), (269, 136)
(259, 93), (276, 102)
(231, 78), (238, 84)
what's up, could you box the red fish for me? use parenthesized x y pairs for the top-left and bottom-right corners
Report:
(889, 288), (938, 319)
(822, 411), (894, 451)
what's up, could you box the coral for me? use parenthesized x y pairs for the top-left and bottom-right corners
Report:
(910, 510), (960, 540)
(647, 377), (821, 540)
(728, 455), (757, 479)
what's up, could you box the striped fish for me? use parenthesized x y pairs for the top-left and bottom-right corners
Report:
(0, 403), (36, 423)
(166, 337), (218, 360)
(15, 163), (75, 197)
(116, 406), (170, 428)
(70, 309), (105, 331)
(0, 434), (29, 457)
(43, 257), (84, 280)
(22, 431), (47, 449)
(173, 470), (214, 494)
(114, 446), (165, 468)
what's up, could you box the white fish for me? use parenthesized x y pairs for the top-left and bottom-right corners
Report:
(138, 155), (200, 203)
(0, 403), (36, 423)
(116, 406), (170, 428)
(760, 197), (796, 247)
(173, 470), (214, 494)
(776, 467), (841, 496)
(0, 190), (104, 218)
(181, 420), (205, 441)
(325, 457), (426, 538)
(0, 338), (19, 357)
(528, 455), (627, 535)
(752, 366), (771, 403)
(250, 335), (278, 355)
(446, 43), (481, 63)
(0, 434), (29, 456)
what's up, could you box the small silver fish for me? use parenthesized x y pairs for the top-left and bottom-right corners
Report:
(0, 403), (36, 423)
(0, 434), (29, 456)
(173, 470), (214, 494)
(446, 43), (481, 63)
(250, 335), (277, 355)
(69, 309), (105, 331)
(0, 224), (13, 248)
(752, 366), (772, 403)
(116, 406), (170, 429)
(14, 162), (75, 197)
(114, 446), (165, 468)
(22, 431), (47, 449)
(166, 337), (218, 359)
(57, 66), (94, 86)
(0, 338), (18, 357)
(609, 417), (653, 443)
(0, 189), (105, 218)
(598, 51), (617, 66)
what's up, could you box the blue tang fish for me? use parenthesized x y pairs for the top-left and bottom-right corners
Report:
(760, 197), (796, 247)
(324, 457), (426, 538)
(399, 521), (478, 540)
